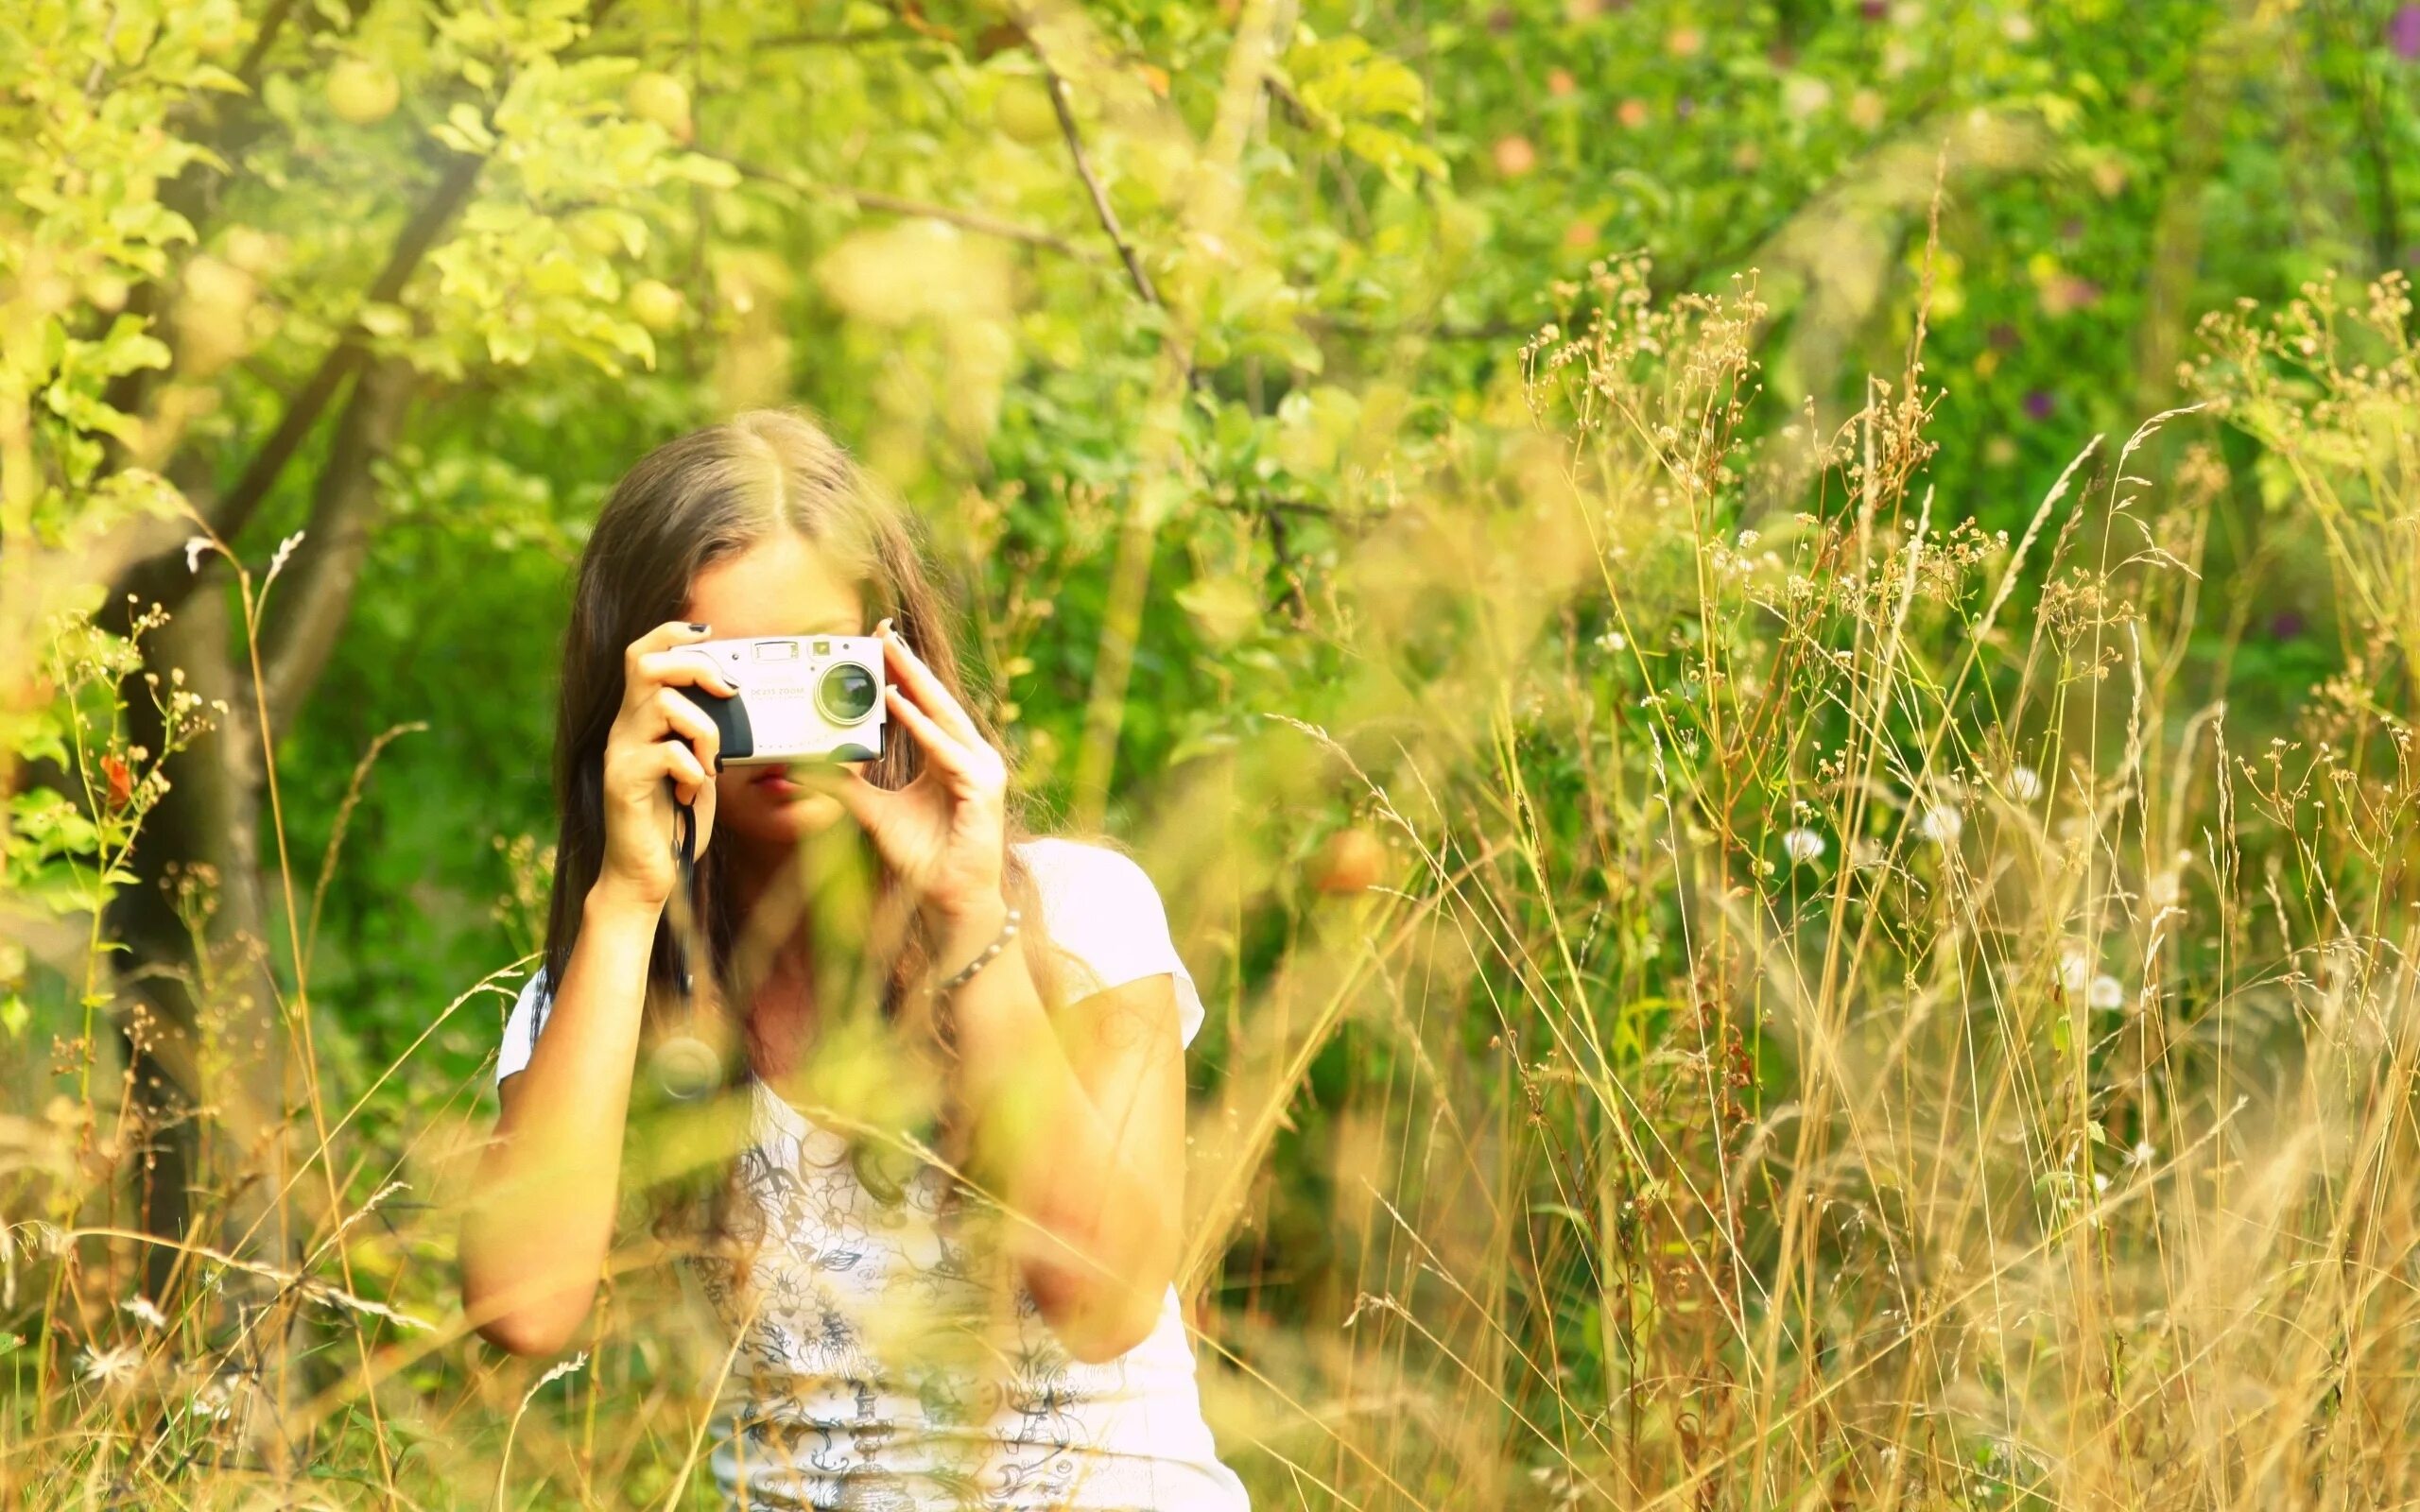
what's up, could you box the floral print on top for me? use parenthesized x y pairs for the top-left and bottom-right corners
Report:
(495, 837), (1249, 1512)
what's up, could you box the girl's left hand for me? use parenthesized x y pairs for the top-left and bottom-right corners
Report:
(799, 617), (1009, 930)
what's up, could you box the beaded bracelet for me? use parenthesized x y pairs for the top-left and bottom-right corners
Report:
(935, 906), (1022, 996)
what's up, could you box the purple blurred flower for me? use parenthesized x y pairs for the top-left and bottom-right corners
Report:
(2271, 610), (2306, 642)
(1675, 94), (1697, 119)
(1861, 0), (1890, 17)
(2391, 5), (2420, 62)
(2024, 390), (2056, 421)
(1988, 322), (2020, 351)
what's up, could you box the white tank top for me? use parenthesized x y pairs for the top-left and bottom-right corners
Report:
(496, 837), (1251, 1511)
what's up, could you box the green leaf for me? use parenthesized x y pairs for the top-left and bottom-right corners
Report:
(671, 153), (740, 190)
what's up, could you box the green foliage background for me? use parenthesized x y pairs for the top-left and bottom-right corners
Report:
(7, 0), (2420, 1505)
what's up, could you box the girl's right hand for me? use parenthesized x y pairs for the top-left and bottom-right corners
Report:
(595, 621), (736, 911)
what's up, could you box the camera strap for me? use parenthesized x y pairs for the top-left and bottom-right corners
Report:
(648, 784), (719, 1100)
(668, 787), (698, 1001)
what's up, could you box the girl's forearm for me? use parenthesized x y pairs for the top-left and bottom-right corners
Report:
(941, 909), (1181, 1361)
(458, 885), (660, 1355)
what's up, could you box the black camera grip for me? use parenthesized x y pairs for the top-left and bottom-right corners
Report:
(671, 681), (755, 765)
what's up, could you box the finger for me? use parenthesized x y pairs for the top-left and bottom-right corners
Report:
(626, 619), (716, 678)
(663, 740), (710, 805)
(652, 686), (723, 769)
(790, 762), (888, 831)
(693, 782), (716, 853)
(633, 645), (738, 699)
(879, 623), (980, 747)
(882, 682), (970, 778)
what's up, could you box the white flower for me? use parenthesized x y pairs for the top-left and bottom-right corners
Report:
(267, 530), (305, 581)
(2092, 1170), (2110, 1194)
(1594, 628), (1628, 653)
(1782, 828), (1826, 865)
(2089, 974), (2125, 1011)
(78, 1342), (143, 1387)
(2007, 765), (2043, 801)
(182, 536), (214, 574)
(1918, 803), (1962, 844)
(2128, 1139), (2157, 1168)
(187, 1375), (235, 1421)
(2058, 951), (2091, 993)
(121, 1296), (165, 1330)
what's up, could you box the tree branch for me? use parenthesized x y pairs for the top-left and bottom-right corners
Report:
(714, 152), (1093, 258)
(107, 147), (482, 621)
(259, 357), (418, 745)
(1017, 21), (1160, 307)
(1258, 502), (1311, 627)
(212, 149), (479, 546)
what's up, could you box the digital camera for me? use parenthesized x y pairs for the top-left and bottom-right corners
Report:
(670, 634), (887, 766)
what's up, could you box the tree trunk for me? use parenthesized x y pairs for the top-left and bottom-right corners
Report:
(109, 581), (288, 1297)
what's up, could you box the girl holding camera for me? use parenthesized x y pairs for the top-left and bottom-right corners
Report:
(457, 409), (1249, 1511)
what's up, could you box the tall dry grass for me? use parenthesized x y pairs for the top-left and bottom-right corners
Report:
(6, 263), (2419, 1511)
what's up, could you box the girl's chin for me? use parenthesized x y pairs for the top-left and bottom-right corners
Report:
(735, 781), (845, 837)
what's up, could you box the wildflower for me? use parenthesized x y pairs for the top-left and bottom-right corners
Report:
(183, 536), (214, 573)
(79, 1343), (143, 1387)
(1782, 828), (1826, 865)
(122, 1296), (165, 1330)
(2392, 5), (2420, 62)
(188, 1374), (236, 1421)
(2128, 1139), (2157, 1168)
(1918, 803), (1962, 845)
(2023, 390), (2056, 421)
(2007, 765), (2043, 801)
(2092, 1171), (2110, 1194)
(2058, 951), (2091, 993)
(1781, 75), (1833, 119)
(1593, 627), (1628, 653)
(2088, 975), (2124, 1011)
(268, 530), (305, 580)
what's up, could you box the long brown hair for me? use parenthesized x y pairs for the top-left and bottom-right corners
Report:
(540, 407), (1061, 1151)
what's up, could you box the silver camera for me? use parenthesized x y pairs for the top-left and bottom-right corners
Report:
(670, 634), (887, 766)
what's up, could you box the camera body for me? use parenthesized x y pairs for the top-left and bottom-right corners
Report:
(669, 634), (887, 766)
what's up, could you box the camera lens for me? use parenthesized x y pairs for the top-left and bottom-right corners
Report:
(817, 661), (878, 723)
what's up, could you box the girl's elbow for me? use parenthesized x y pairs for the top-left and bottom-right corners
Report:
(473, 1308), (581, 1359)
(459, 1260), (594, 1359)
(1025, 1263), (1165, 1365)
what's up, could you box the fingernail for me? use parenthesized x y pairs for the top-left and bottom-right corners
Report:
(688, 622), (709, 632)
